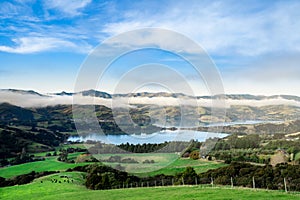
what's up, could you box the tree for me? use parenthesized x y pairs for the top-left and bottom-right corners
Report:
(45, 152), (51, 157)
(58, 150), (68, 162)
(181, 167), (198, 184)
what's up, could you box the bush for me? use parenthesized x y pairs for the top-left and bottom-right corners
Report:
(142, 159), (155, 164)
(181, 166), (198, 184)
(121, 158), (138, 163)
(189, 150), (199, 160)
(45, 153), (51, 157)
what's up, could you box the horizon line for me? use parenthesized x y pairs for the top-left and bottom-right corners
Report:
(1, 88), (300, 98)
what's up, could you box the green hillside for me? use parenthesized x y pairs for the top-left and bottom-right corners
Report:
(0, 172), (298, 200)
(0, 156), (91, 178)
(0, 153), (225, 178)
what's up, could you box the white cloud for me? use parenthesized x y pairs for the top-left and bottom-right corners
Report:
(0, 2), (19, 16)
(1, 90), (300, 108)
(0, 0), (94, 54)
(1, 0), (300, 95)
(44, 0), (92, 16)
(101, 1), (300, 56)
(0, 37), (91, 54)
(2, 1), (300, 57)
(98, 28), (206, 55)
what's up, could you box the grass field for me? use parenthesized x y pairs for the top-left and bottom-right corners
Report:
(94, 153), (226, 175)
(0, 172), (299, 200)
(99, 153), (179, 174)
(145, 158), (226, 177)
(0, 153), (226, 178)
(0, 156), (92, 178)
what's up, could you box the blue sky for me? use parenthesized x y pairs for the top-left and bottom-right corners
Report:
(1, 0), (300, 95)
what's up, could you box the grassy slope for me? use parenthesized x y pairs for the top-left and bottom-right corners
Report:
(95, 153), (226, 176)
(0, 156), (92, 178)
(138, 158), (226, 177)
(100, 153), (178, 174)
(0, 153), (226, 178)
(0, 172), (299, 200)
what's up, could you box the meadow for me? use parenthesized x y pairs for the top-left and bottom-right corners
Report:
(2, 151), (298, 200)
(0, 152), (225, 178)
(135, 157), (227, 177)
(0, 156), (91, 178)
(0, 172), (299, 200)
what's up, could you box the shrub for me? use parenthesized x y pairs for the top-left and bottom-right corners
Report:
(45, 153), (51, 157)
(189, 150), (199, 160)
(142, 159), (155, 164)
(181, 166), (198, 184)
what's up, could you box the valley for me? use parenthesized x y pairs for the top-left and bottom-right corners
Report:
(1, 90), (300, 199)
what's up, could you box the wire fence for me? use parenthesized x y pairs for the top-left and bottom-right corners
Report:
(108, 176), (300, 193)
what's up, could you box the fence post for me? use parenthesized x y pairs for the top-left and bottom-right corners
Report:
(182, 177), (185, 186)
(199, 177), (201, 188)
(231, 177), (233, 188)
(162, 178), (164, 186)
(211, 177), (214, 187)
(141, 182), (144, 187)
(155, 180), (157, 187)
(147, 182), (149, 187)
(195, 177), (198, 186)
(252, 177), (255, 189)
(284, 177), (287, 193)
(172, 178), (174, 186)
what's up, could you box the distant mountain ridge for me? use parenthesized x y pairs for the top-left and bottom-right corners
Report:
(2, 88), (300, 101)
(0, 89), (45, 96)
(1, 88), (300, 109)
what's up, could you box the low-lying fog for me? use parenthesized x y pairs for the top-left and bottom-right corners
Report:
(1, 90), (300, 108)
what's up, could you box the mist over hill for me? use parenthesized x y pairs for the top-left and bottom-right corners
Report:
(1, 89), (300, 108)
(1, 89), (300, 133)
(1, 89), (300, 160)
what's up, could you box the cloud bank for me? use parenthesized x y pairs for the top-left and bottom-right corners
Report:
(1, 90), (300, 108)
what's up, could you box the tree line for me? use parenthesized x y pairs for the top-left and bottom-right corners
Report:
(87, 141), (199, 154)
(67, 164), (199, 190)
(199, 162), (300, 191)
(74, 162), (300, 191)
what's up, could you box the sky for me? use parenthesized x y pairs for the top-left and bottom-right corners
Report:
(0, 0), (300, 95)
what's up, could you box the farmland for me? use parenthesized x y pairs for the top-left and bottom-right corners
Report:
(0, 152), (225, 178)
(0, 171), (298, 200)
(0, 156), (91, 178)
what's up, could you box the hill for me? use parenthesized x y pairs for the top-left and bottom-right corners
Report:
(2, 88), (300, 108)
(0, 173), (298, 200)
(0, 103), (34, 124)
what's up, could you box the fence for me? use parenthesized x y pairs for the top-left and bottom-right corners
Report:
(109, 176), (300, 193)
